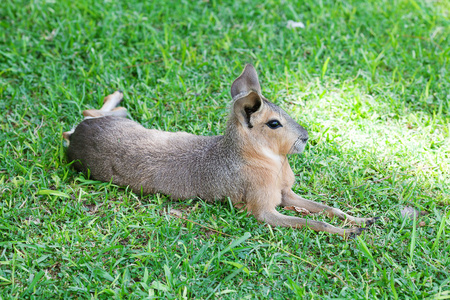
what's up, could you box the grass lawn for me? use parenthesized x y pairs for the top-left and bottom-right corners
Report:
(1, 0), (449, 298)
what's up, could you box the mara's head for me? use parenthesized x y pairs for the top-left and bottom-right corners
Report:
(228, 64), (308, 156)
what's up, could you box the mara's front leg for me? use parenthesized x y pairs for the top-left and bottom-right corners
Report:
(281, 189), (379, 226)
(245, 190), (365, 239)
(259, 209), (365, 239)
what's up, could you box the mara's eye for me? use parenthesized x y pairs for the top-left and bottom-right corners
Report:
(266, 120), (283, 129)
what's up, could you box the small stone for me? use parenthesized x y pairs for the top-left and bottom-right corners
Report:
(287, 20), (305, 29)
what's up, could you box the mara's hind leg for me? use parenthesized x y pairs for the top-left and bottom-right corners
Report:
(82, 91), (127, 118)
(63, 91), (127, 143)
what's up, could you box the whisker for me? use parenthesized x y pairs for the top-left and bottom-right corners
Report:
(288, 135), (302, 155)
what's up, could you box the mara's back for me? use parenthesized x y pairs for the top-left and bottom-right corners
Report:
(67, 116), (244, 200)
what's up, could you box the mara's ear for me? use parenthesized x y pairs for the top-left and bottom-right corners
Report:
(231, 64), (261, 99)
(233, 91), (264, 128)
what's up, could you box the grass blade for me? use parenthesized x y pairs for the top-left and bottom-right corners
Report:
(357, 236), (380, 269)
(408, 216), (417, 269)
(432, 210), (449, 251)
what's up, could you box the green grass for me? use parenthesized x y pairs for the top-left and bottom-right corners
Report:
(1, 0), (449, 298)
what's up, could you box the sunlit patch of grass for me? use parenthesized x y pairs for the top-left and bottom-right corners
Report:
(287, 80), (449, 201)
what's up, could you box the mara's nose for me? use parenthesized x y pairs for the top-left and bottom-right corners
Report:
(300, 126), (308, 142)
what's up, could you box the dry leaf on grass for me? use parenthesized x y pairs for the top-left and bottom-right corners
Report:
(166, 203), (199, 217)
(400, 206), (429, 220)
(168, 208), (183, 217)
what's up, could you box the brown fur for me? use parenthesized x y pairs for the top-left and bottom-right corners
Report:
(65, 64), (378, 239)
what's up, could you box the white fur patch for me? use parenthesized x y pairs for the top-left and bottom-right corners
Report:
(63, 128), (75, 147)
(261, 147), (282, 163)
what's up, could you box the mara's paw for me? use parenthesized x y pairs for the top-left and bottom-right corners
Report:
(364, 217), (380, 226)
(344, 227), (367, 240)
